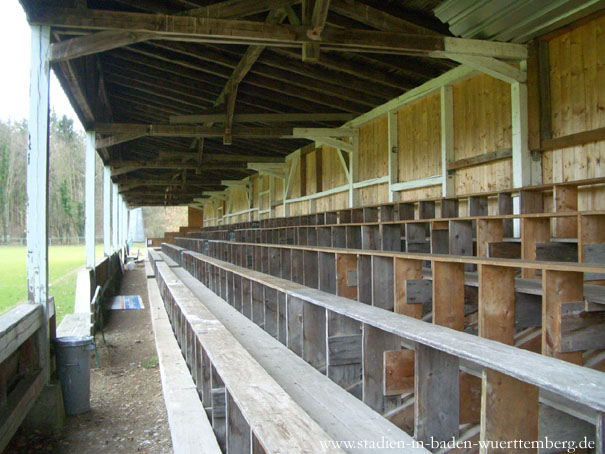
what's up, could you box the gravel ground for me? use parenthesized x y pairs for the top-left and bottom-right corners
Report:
(7, 262), (173, 454)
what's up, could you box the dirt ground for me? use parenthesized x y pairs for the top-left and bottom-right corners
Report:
(7, 262), (173, 454)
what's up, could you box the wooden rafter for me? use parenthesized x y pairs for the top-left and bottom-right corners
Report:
(170, 112), (357, 125)
(50, 30), (152, 62)
(29, 8), (527, 60)
(177, 0), (299, 19)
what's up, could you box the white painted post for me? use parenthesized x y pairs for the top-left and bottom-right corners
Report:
(85, 132), (96, 268)
(112, 183), (119, 250)
(387, 111), (399, 203)
(349, 136), (359, 208)
(441, 85), (455, 196)
(103, 167), (111, 256)
(26, 25), (51, 380)
(511, 81), (530, 188)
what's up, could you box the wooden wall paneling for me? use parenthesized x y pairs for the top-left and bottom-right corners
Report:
(278, 291), (287, 346)
(361, 225), (380, 250)
(542, 270), (584, 365)
(319, 252), (337, 295)
(286, 295), (304, 357)
(291, 249), (304, 284)
(280, 248), (291, 281)
(480, 369), (539, 451)
(251, 281), (265, 328)
(521, 217), (550, 278)
(327, 309), (362, 391)
(406, 223), (429, 253)
(269, 247), (280, 277)
(241, 278), (252, 318)
(430, 221), (449, 255)
(432, 261), (465, 331)
(553, 184), (578, 238)
(264, 287), (278, 338)
(362, 324), (401, 414)
(371, 256), (394, 311)
(332, 226), (347, 248)
(303, 250), (319, 289)
(415, 344), (460, 444)
(381, 224), (402, 252)
(579, 214), (605, 263)
(498, 193), (514, 237)
(303, 301), (327, 373)
(346, 226), (362, 249)
(336, 253), (358, 300)
(477, 219), (504, 258)
(226, 391), (251, 454)
(317, 226), (332, 247)
(358, 255), (373, 305)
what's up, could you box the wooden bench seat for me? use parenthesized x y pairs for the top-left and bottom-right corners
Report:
(170, 266), (426, 454)
(147, 276), (221, 454)
(155, 262), (353, 454)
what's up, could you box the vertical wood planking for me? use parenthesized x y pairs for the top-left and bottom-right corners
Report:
(319, 252), (337, 294)
(480, 369), (539, 453)
(433, 261), (465, 331)
(542, 270), (584, 364)
(362, 324), (400, 413)
(521, 217), (550, 278)
(336, 253), (358, 300)
(498, 193), (514, 238)
(226, 392), (251, 454)
(394, 258), (423, 318)
(553, 185), (578, 238)
(414, 344), (460, 444)
(372, 256), (394, 311)
(303, 302), (327, 372)
(477, 219), (503, 258)
(478, 265), (516, 345)
(287, 295), (304, 356)
(358, 255), (373, 305)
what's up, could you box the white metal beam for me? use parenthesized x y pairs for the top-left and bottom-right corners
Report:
(103, 166), (111, 256)
(391, 175), (442, 192)
(85, 132), (96, 268)
(26, 24), (51, 381)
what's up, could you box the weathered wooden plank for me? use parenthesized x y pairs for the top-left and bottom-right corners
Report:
(542, 270), (583, 364)
(363, 324), (400, 413)
(328, 334), (362, 366)
(535, 242), (578, 262)
(488, 241), (521, 259)
(394, 258), (423, 318)
(372, 256), (394, 311)
(479, 265), (516, 345)
(336, 253), (357, 300)
(521, 217), (550, 279)
(383, 349), (414, 396)
(433, 262), (465, 330)
(477, 219), (503, 258)
(480, 369), (539, 452)
(303, 301), (326, 371)
(415, 344), (459, 444)
(559, 304), (605, 353)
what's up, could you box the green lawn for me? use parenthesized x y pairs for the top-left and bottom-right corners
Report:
(0, 244), (105, 324)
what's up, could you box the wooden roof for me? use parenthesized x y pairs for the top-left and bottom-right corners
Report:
(18, 0), (488, 206)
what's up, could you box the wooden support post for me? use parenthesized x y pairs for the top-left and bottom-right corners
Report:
(542, 270), (584, 365)
(226, 392), (251, 453)
(303, 301), (327, 372)
(388, 110), (399, 202)
(415, 344), (459, 444)
(372, 256), (394, 311)
(498, 193), (514, 238)
(363, 324), (400, 413)
(85, 131), (96, 269)
(512, 80), (536, 188)
(27, 25), (51, 381)
(478, 265), (516, 345)
(441, 85), (455, 196)
(480, 369), (539, 453)
(103, 166), (111, 256)
(477, 219), (503, 258)
(433, 262), (464, 330)
(336, 253), (357, 300)
(394, 258), (423, 318)
(521, 217), (550, 279)
(553, 185), (578, 238)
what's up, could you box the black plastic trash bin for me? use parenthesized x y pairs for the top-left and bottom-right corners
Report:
(54, 336), (94, 415)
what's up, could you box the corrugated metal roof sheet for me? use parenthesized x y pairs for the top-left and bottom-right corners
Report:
(434, 0), (605, 42)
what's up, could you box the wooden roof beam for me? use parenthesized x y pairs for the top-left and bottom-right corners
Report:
(50, 30), (152, 62)
(178, 0), (299, 19)
(29, 8), (528, 61)
(170, 112), (356, 124)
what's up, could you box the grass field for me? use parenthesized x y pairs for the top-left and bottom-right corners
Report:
(0, 244), (105, 324)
